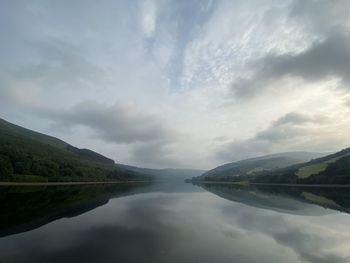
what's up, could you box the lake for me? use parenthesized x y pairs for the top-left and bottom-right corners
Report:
(1, 182), (350, 263)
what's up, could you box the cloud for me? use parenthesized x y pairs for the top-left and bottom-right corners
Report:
(273, 112), (312, 126)
(130, 141), (182, 168)
(216, 111), (347, 162)
(255, 112), (320, 141)
(1, 0), (350, 168)
(36, 100), (181, 167)
(232, 31), (350, 98)
(216, 112), (312, 160)
(344, 97), (350, 108)
(231, 209), (350, 263)
(14, 39), (105, 84)
(228, 0), (350, 99)
(46, 101), (176, 145)
(290, 0), (350, 35)
(140, 0), (157, 38)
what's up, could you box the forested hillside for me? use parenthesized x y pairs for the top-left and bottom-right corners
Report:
(252, 148), (350, 184)
(0, 118), (148, 182)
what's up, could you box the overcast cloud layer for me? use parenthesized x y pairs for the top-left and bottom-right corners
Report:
(1, 0), (350, 169)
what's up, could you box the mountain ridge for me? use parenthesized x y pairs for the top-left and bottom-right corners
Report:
(196, 151), (327, 181)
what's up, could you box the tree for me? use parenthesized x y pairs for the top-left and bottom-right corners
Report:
(0, 155), (13, 179)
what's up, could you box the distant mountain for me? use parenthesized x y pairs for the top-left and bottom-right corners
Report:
(118, 164), (204, 181)
(194, 152), (327, 182)
(253, 148), (350, 184)
(0, 118), (148, 182)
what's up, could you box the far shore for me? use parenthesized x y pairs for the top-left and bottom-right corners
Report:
(0, 181), (151, 186)
(190, 180), (350, 188)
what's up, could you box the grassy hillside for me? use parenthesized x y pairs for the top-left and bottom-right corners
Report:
(0, 118), (149, 182)
(296, 152), (350, 178)
(194, 152), (326, 182)
(252, 148), (350, 184)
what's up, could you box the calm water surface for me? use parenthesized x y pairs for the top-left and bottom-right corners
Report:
(1, 182), (350, 263)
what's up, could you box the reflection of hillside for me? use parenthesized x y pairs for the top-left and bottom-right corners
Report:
(0, 183), (151, 237)
(196, 183), (350, 215)
(253, 185), (350, 214)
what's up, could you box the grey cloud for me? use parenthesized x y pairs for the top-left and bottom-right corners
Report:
(0, 72), (49, 116)
(48, 101), (175, 145)
(0, 75), (174, 145)
(260, 31), (350, 82)
(0, 81), (179, 166)
(216, 139), (270, 162)
(231, 0), (350, 99)
(256, 112), (315, 141)
(216, 112), (326, 162)
(274, 112), (312, 126)
(345, 97), (350, 107)
(130, 141), (181, 168)
(45, 101), (179, 167)
(290, 0), (350, 35)
(0, 37), (108, 118)
(233, 31), (350, 98)
(14, 39), (105, 84)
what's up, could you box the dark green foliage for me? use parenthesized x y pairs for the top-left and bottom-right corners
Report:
(0, 118), (149, 182)
(0, 154), (13, 179)
(302, 155), (350, 184)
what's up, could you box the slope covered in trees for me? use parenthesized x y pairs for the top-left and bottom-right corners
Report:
(0, 118), (148, 182)
(252, 148), (350, 184)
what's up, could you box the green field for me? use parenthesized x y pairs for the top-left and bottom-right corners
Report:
(302, 192), (338, 206)
(296, 153), (350, 178)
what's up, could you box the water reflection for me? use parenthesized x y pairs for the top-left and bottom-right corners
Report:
(195, 183), (350, 215)
(0, 183), (151, 237)
(1, 183), (350, 263)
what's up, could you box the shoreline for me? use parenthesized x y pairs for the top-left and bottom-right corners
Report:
(0, 181), (151, 186)
(190, 181), (350, 188)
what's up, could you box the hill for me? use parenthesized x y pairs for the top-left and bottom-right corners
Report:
(253, 148), (350, 184)
(194, 152), (326, 182)
(0, 118), (148, 182)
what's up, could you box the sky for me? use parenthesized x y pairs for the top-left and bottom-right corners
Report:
(1, 0), (350, 169)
